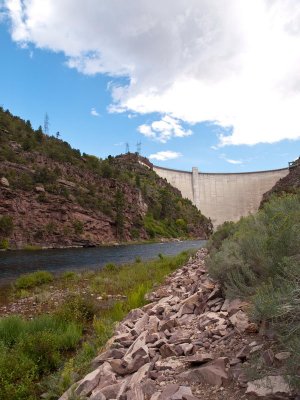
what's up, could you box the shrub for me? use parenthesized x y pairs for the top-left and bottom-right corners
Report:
(207, 221), (236, 251)
(104, 263), (117, 272)
(15, 270), (54, 289)
(56, 295), (98, 324)
(207, 192), (300, 388)
(0, 215), (13, 238)
(73, 220), (84, 235)
(0, 238), (9, 249)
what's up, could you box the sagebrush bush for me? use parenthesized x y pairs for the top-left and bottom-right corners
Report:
(208, 192), (300, 388)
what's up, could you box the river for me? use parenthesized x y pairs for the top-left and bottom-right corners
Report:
(0, 239), (206, 285)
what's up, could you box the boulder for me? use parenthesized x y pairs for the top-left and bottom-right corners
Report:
(178, 357), (229, 387)
(185, 353), (213, 365)
(75, 362), (115, 396)
(35, 185), (45, 193)
(246, 375), (292, 398)
(170, 386), (193, 399)
(229, 310), (250, 332)
(0, 177), (9, 187)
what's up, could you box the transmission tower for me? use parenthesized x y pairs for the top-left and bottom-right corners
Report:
(136, 141), (142, 155)
(125, 142), (130, 154)
(44, 113), (49, 134)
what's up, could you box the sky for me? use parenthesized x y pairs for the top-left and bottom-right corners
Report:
(0, 0), (300, 172)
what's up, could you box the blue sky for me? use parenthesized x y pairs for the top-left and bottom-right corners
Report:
(0, 1), (299, 172)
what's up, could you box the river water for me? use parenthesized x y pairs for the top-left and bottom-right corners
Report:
(0, 239), (206, 285)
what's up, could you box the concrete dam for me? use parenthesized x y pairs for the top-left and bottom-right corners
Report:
(153, 165), (289, 227)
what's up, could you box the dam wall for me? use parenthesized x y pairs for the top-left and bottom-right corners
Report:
(153, 165), (289, 226)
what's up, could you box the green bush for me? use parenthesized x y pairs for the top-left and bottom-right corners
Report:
(56, 294), (98, 324)
(0, 314), (82, 398)
(0, 239), (9, 249)
(15, 270), (54, 289)
(73, 220), (84, 235)
(0, 215), (13, 238)
(208, 192), (300, 388)
(208, 193), (300, 297)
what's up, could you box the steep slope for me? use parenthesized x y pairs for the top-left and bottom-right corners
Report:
(0, 108), (212, 249)
(261, 157), (300, 206)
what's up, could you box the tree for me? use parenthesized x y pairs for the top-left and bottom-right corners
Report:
(115, 189), (125, 238)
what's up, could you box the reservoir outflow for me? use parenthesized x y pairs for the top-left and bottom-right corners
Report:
(0, 239), (206, 284)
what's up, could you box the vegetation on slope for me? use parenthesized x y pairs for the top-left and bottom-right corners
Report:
(0, 107), (212, 248)
(0, 251), (193, 400)
(207, 191), (300, 387)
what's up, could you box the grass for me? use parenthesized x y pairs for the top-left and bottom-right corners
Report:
(0, 250), (194, 399)
(15, 270), (54, 289)
(207, 191), (300, 388)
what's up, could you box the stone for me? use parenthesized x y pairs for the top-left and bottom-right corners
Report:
(75, 363), (113, 396)
(159, 319), (177, 332)
(35, 185), (45, 193)
(185, 353), (213, 365)
(155, 359), (183, 371)
(132, 314), (149, 336)
(178, 343), (194, 356)
(182, 396), (201, 400)
(141, 379), (157, 398)
(127, 386), (145, 400)
(150, 393), (161, 400)
(236, 346), (249, 361)
(147, 316), (160, 333)
(129, 363), (151, 387)
(96, 380), (128, 399)
(229, 310), (250, 332)
(275, 352), (291, 361)
(169, 332), (191, 345)
(207, 286), (222, 301)
(178, 303), (195, 317)
(0, 177), (9, 187)
(178, 357), (229, 387)
(262, 349), (275, 366)
(170, 386), (193, 399)
(158, 384), (180, 399)
(227, 299), (248, 316)
(91, 348), (126, 368)
(246, 375), (292, 397)
(160, 343), (177, 358)
(89, 391), (106, 400)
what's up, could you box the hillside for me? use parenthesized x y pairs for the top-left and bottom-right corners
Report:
(261, 157), (300, 205)
(0, 107), (212, 249)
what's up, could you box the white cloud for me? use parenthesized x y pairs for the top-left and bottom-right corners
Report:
(90, 107), (100, 117)
(149, 150), (182, 161)
(138, 115), (192, 143)
(4, 0), (300, 146)
(224, 158), (243, 165)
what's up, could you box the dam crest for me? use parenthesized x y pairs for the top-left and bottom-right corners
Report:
(153, 165), (289, 226)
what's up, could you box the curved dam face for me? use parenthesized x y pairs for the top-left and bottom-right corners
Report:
(153, 165), (289, 227)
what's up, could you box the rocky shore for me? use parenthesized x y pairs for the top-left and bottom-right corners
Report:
(59, 249), (294, 400)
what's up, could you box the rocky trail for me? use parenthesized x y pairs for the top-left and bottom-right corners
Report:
(59, 249), (295, 400)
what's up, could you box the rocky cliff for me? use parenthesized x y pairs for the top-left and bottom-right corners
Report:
(261, 157), (300, 206)
(0, 108), (212, 249)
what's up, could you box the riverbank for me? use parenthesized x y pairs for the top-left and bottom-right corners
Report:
(0, 250), (195, 400)
(0, 236), (198, 252)
(58, 249), (295, 400)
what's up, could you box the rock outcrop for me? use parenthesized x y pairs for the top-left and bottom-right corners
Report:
(261, 157), (300, 206)
(60, 249), (293, 400)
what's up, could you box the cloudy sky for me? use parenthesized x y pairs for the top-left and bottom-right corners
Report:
(0, 0), (300, 171)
